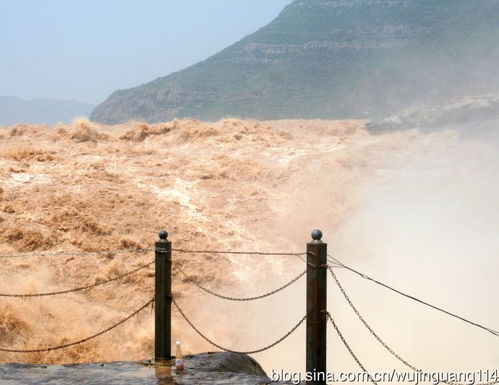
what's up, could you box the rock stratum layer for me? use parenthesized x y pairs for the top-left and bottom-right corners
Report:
(91, 0), (499, 123)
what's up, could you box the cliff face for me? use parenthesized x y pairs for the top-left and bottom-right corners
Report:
(91, 0), (499, 124)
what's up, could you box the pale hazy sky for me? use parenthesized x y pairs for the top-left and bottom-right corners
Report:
(0, 0), (292, 105)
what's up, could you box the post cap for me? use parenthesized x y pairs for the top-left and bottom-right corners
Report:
(158, 230), (168, 240)
(311, 229), (323, 241)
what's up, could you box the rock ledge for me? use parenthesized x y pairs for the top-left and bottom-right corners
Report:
(0, 352), (292, 384)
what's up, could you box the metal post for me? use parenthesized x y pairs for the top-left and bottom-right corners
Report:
(306, 229), (327, 385)
(155, 230), (172, 362)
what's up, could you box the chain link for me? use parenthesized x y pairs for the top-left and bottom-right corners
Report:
(328, 255), (499, 338)
(328, 312), (378, 385)
(172, 296), (305, 354)
(329, 266), (419, 370)
(172, 248), (307, 257)
(0, 261), (154, 298)
(0, 298), (154, 353)
(174, 263), (305, 301)
(0, 248), (154, 259)
(329, 267), (499, 385)
(1, 247), (306, 259)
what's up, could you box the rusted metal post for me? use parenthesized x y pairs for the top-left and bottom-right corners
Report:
(155, 230), (172, 362)
(306, 229), (327, 385)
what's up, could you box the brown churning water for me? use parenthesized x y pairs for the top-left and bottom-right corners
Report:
(0, 118), (497, 375)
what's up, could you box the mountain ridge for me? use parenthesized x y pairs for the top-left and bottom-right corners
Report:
(91, 0), (499, 124)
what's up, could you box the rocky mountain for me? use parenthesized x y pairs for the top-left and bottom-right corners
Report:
(0, 96), (94, 126)
(91, 0), (499, 124)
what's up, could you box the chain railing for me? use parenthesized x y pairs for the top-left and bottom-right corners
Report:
(173, 247), (313, 267)
(172, 296), (306, 354)
(0, 248), (154, 258)
(327, 312), (378, 385)
(0, 261), (154, 298)
(328, 254), (499, 338)
(0, 248), (157, 354)
(329, 266), (419, 370)
(328, 266), (499, 385)
(172, 248), (307, 257)
(174, 262), (305, 301)
(1, 230), (497, 383)
(0, 298), (153, 353)
(0, 240), (308, 359)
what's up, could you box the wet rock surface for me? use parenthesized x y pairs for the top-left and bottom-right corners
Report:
(367, 93), (499, 133)
(0, 352), (290, 384)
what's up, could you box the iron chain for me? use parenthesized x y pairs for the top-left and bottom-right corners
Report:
(172, 296), (306, 354)
(327, 254), (499, 338)
(174, 263), (305, 301)
(0, 248), (154, 258)
(328, 312), (378, 385)
(0, 261), (154, 298)
(0, 298), (154, 353)
(329, 266), (419, 370)
(1, 247), (305, 259)
(329, 267), (499, 385)
(172, 248), (307, 257)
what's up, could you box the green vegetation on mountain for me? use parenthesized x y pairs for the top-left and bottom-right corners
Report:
(91, 0), (499, 124)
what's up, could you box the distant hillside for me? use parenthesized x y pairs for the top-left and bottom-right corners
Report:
(91, 0), (499, 124)
(0, 97), (94, 126)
